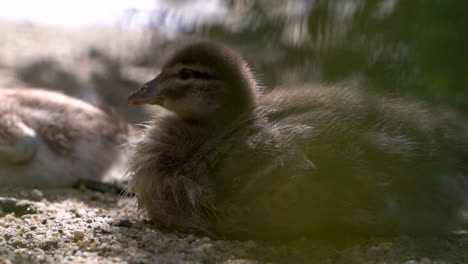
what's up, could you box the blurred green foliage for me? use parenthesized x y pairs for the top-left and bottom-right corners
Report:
(184, 0), (467, 112)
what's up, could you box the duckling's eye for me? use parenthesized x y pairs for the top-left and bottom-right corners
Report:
(180, 69), (194, 80)
(139, 87), (148, 94)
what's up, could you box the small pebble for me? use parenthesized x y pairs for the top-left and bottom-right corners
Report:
(30, 189), (44, 201)
(74, 230), (85, 241)
(5, 214), (15, 221)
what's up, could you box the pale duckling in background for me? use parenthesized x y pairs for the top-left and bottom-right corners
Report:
(127, 41), (467, 239)
(0, 88), (134, 188)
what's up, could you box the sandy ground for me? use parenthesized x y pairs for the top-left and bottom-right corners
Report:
(0, 22), (467, 264)
(0, 187), (467, 264)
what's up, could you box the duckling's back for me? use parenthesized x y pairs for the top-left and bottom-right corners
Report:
(212, 85), (467, 238)
(0, 88), (133, 187)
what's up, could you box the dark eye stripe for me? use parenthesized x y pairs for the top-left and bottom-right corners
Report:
(192, 71), (215, 80)
(164, 70), (216, 80)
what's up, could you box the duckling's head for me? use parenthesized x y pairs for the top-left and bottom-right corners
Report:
(127, 41), (257, 126)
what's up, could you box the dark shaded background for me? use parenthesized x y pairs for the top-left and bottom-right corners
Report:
(187, 0), (467, 113)
(4, 0), (467, 123)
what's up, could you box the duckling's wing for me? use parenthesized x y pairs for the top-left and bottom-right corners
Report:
(254, 86), (467, 235)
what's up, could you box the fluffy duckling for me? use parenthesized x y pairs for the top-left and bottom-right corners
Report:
(127, 41), (467, 239)
(0, 88), (133, 188)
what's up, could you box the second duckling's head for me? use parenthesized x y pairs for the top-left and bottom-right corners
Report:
(127, 41), (257, 126)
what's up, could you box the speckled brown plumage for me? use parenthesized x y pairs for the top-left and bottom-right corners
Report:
(127, 40), (468, 240)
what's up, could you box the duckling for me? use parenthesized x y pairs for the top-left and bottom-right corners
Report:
(0, 88), (133, 188)
(126, 41), (468, 239)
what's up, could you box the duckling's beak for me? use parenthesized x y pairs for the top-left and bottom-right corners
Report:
(127, 75), (162, 105)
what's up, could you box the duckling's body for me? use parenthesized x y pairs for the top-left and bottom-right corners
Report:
(0, 88), (132, 187)
(127, 41), (467, 239)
